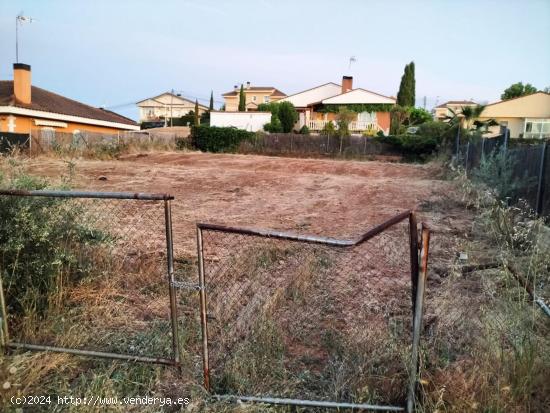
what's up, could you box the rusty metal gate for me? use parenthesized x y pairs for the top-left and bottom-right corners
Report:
(195, 211), (430, 412)
(0, 190), (181, 367)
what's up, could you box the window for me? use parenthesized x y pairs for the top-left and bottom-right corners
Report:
(524, 119), (550, 139)
(264, 96), (270, 103)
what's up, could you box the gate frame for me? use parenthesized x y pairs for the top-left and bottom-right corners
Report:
(196, 210), (430, 412)
(0, 189), (181, 367)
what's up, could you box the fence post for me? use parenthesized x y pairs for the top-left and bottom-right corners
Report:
(0, 271), (9, 351)
(481, 138), (486, 159)
(535, 141), (547, 216)
(407, 224), (430, 413)
(464, 142), (470, 176)
(197, 226), (210, 391)
(504, 128), (509, 151)
(409, 212), (419, 316)
(454, 125), (461, 165)
(164, 199), (181, 368)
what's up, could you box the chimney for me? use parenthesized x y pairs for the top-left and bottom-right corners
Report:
(234, 85), (238, 92)
(246, 81), (251, 89)
(13, 63), (32, 105)
(342, 76), (353, 94)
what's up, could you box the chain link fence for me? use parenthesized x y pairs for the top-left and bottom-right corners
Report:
(457, 133), (549, 217)
(239, 133), (401, 159)
(0, 190), (180, 366)
(195, 212), (430, 411)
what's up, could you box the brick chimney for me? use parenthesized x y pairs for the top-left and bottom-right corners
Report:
(342, 76), (353, 94)
(13, 63), (32, 105)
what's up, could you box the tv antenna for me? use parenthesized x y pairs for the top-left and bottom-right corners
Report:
(16, 13), (36, 63)
(348, 56), (357, 70)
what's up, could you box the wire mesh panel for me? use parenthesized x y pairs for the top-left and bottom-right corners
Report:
(0, 191), (179, 365)
(197, 214), (417, 408)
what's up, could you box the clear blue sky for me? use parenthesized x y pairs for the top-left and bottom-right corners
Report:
(1, 0), (549, 120)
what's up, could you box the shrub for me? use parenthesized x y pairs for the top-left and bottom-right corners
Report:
(373, 134), (437, 160)
(191, 125), (254, 153)
(263, 116), (283, 133)
(299, 125), (310, 135)
(0, 166), (105, 320)
(471, 147), (527, 200)
(320, 121), (336, 137)
(258, 102), (298, 133)
(407, 107), (432, 126)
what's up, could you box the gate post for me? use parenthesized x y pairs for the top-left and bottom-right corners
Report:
(164, 199), (181, 368)
(409, 212), (419, 315)
(407, 224), (430, 413)
(197, 226), (210, 391)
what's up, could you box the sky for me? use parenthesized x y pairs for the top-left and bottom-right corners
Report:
(0, 0), (549, 120)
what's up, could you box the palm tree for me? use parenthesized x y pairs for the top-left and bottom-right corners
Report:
(446, 104), (486, 130)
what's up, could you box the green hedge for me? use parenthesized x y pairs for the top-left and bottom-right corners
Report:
(191, 125), (254, 153)
(373, 134), (438, 160)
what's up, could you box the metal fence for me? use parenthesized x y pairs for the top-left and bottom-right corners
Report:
(0, 132), (30, 153)
(457, 134), (549, 217)
(239, 133), (401, 159)
(0, 190), (181, 366)
(195, 211), (430, 412)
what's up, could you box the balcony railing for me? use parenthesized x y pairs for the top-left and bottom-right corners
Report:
(307, 120), (379, 132)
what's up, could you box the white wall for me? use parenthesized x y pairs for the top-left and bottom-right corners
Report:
(210, 111), (271, 132)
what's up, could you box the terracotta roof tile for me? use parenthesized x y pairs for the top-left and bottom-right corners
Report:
(0, 81), (136, 126)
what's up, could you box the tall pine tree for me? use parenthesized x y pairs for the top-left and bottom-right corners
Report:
(397, 62), (416, 107)
(238, 84), (246, 111)
(209, 91), (214, 111)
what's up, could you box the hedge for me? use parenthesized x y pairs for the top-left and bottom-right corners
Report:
(191, 125), (254, 153)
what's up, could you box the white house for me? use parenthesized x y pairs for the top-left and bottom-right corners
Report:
(136, 92), (208, 123)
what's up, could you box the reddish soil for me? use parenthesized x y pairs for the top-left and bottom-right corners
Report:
(26, 151), (457, 257)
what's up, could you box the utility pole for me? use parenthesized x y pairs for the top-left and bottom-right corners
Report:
(170, 88), (174, 128)
(423, 96), (426, 110)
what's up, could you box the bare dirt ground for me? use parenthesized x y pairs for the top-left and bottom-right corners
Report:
(26, 151), (466, 261)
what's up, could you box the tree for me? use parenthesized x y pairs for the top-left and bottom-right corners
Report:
(407, 107), (432, 126)
(277, 102), (298, 133)
(446, 105), (486, 130)
(390, 105), (410, 135)
(397, 62), (415, 107)
(209, 91), (214, 111)
(238, 84), (246, 111)
(501, 82), (538, 100)
(194, 100), (200, 126)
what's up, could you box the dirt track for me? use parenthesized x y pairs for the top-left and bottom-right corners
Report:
(27, 151), (455, 256)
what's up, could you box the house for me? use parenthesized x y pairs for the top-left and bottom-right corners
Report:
(136, 92), (209, 123)
(477, 92), (550, 139)
(279, 76), (396, 135)
(222, 82), (286, 112)
(0, 63), (139, 134)
(433, 100), (478, 121)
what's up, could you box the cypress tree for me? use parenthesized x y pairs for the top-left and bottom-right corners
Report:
(397, 62), (415, 107)
(408, 62), (416, 107)
(194, 100), (199, 125)
(238, 84), (246, 111)
(209, 91), (214, 111)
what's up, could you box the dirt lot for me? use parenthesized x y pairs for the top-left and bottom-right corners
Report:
(26, 151), (461, 258)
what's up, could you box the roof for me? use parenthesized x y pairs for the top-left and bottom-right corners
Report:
(222, 87), (286, 97)
(435, 100), (477, 108)
(0, 81), (136, 126)
(136, 92), (209, 109)
(279, 83), (343, 108)
(321, 88), (396, 105)
(479, 92), (550, 119)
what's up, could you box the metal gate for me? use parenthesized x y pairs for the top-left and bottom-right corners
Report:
(195, 211), (430, 412)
